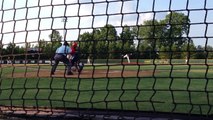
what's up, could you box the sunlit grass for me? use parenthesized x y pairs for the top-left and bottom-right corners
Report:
(0, 64), (213, 115)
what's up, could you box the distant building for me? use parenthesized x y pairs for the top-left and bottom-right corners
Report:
(27, 48), (42, 53)
(27, 48), (42, 59)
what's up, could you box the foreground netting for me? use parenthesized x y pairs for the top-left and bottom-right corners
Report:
(0, 0), (213, 119)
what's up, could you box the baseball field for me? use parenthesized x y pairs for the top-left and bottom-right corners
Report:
(0, 61), (213, 115)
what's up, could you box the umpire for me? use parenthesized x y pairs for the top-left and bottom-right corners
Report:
(51, 41), (73, 75)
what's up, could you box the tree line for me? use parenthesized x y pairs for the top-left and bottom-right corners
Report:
(1, 12), (213, 60)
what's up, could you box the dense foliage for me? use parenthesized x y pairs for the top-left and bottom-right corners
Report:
(1, 12), (213, 60)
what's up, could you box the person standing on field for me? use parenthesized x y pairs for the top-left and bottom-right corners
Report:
(51, 41), (73, 75)
(123, 53), (131, 63)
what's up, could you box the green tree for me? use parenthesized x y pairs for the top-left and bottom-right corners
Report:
(49, 30), (62, 42)
(159, 46), (170, 63)
(120, 25), (135, 45)
(171, 44), (180, 59)
(181, 41), (196, 59)
(96, 25), (117, 58)
(194, 45), (206, 59)
(16, 46), (25, 60)
(119, 25), (136, 57)
(40, 30), (63, 59)
(36, 39), (50, 59)
(138, 20), (162, 48)
(96, 40), (108, 58)
(98, 24), (117, 41)
(79, 24), (119, 59)
(108, 42), (120, 59)
(160, 12), (190, 47)
(139, 40), (153, 59)
(5, 43), (16, 55)
(138, 12), (190, 59)
(49, 30), (62, 56)
(78, 24), (139, 59)
(0, 42), (25, 60)
(78, 32), (94, 59)
(206, 45), (213, 58)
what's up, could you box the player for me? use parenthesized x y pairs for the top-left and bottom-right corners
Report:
(70, 42), (78, 65)
(185, 56), (188, 64)
(7, 57), (11, 64)
(51, 41), (73, 75)
(67, 42), (78, 66)
(74, 59), (84, 74)
(87, 55), (91, 64)
(123, 53), (131, 63)
(78, 61), (84, 74)
(68, 41), (84, 74)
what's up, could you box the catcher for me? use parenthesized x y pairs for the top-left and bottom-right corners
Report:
(68, 42), (84, 74)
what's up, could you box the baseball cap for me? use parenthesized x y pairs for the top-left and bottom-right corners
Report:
(72, 42), (77, 47)
(63, 41), (69, 46)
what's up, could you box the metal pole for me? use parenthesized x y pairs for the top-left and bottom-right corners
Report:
(62, 18), (67, 41)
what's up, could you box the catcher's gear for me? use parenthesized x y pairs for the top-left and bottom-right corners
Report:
(77, 62), (84, 74)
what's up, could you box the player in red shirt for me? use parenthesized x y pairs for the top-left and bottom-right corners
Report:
(69, 42), (84, 74)
(71, 42), (77, 55)
(70, 42), (78, 64)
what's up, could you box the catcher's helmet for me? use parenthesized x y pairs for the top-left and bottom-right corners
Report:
(72, 42), (78, 47)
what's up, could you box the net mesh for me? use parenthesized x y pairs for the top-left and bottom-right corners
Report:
(0, 0), (213, 119)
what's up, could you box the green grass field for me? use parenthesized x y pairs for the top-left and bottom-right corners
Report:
(0, 63), (213, 115)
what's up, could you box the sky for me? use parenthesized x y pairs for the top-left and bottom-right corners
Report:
(0, 0), (213, 47)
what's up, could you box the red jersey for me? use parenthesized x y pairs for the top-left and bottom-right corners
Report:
(71, 42), (77, 55)
(71, 46), (76, 55)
